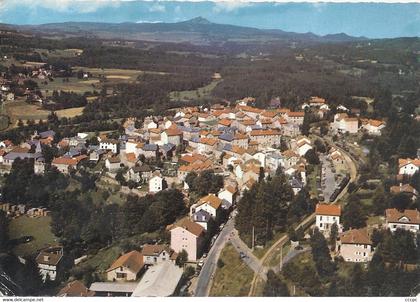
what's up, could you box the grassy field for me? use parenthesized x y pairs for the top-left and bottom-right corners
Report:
(210, 243), (254, 296)
(35, 77), (99, 97)
(3, 100), (85, 125)
(9, 216), (58, 256)
(74, 66), (166, 79)
(267, 243), (291, 267)
(169, 79), (221, 102)
(56, 107), (85, 118)
(5, 100), (50, 122)
(80, 245), (122, 276)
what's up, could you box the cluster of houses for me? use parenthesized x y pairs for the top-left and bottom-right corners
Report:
(331, 113), (385, 135)
(0, 202), (50, 218)
(56, 244), (183, 297)
(314, 203), (419, 263)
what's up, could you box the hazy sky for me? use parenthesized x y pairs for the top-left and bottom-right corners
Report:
(0, 1), (419, 38)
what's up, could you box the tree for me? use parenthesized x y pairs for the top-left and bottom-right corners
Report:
(305, 149), (320, 165)
(301, 112), (311, 136)
(346, 263), (366, 296)
(0, 210), (9, 252)
(329, 222), (338, 249)
(176, 249), (188, 267)
(217, 259), (225, 268)
(342, 198), (367, 230)
(314, 139), (326, 153)
(310, 228), (335, 277)
(263, 270), (290, 296)
(390, 193), (411, 211)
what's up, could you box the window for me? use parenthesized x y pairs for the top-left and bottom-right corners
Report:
(320, 216), (323, 221)
(116, 272), (126, 279)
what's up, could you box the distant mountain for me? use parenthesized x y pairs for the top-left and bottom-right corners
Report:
(6, 17), (367, 44)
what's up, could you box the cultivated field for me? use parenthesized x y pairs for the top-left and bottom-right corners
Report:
(3, 100), (84, 126)
(34, 77), (100, 97)
(56, 106), (85, 118)
(9, 216), (58, 256)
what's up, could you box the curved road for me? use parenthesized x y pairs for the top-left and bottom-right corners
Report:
(193, 138), (358, 297)
(248, 138), (358, 296)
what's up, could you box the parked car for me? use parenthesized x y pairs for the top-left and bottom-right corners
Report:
(202, 253), (208, 258)
(239, 252), (246, 259)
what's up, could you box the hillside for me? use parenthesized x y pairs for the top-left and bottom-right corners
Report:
(4, 17), (367, 45)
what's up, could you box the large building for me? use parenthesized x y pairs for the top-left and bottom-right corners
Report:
(385, 208), (420, 234)
(336, 228), (373, 263)
(315, 203), (341, 236)
(169, 217), (205, 261)
(36, 246), (64, 282)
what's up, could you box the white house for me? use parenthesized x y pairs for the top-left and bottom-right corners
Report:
(190, 194), (222, 218)
(36, 246), (63, 282)
(331, 113), (358, 134)
(149, 173), (164, 193)
(217, 186), (238, 208)
(315, 203), (341, 236)
(385, 208), (420, 234)
(336, 228), (373, 263)
(361, 119), (386, 135)
(99, 138), (119, 154)
(296, 138), (313, 157)
(398, 158), (420, 176)
(106, 251), (144, 281)
(142, 244), (175, 265)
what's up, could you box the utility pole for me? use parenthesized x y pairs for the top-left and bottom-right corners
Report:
(252, 226), (255, 251)
(280, 245), (283, 271)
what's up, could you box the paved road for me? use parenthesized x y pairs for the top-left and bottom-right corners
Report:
(248, 139), (359, 296)
(320, 155), (336, 201)
(229, 230), (266, 280)
(272, 247), (311, 274)
(193, 216), (235, 297)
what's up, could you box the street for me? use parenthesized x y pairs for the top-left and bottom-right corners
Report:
(193, 215), (235, 296)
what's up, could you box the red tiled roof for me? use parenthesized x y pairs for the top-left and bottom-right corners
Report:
(340, 228), (371, 245)
(106, 250), (144, 273)
(385, 208), (420, 224)
(315, 203), (341, 216)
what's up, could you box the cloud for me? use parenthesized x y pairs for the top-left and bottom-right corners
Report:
(212, 1), (251, 13)
(0, 0), (123, 14)
(149, 2), (166, 12)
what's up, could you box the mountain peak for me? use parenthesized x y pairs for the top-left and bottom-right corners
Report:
(185, 17), (212, 25)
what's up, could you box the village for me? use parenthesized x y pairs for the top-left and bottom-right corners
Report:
(0, 91), (417, 297)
